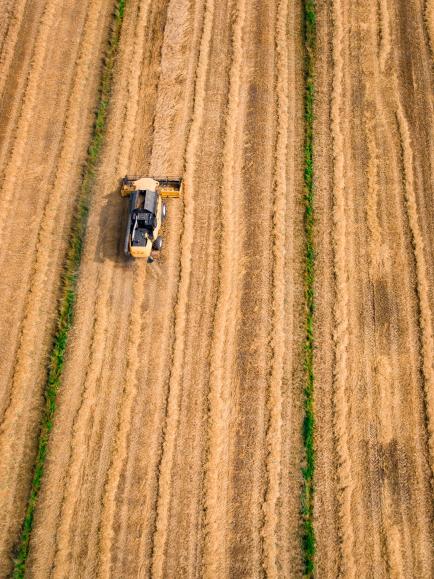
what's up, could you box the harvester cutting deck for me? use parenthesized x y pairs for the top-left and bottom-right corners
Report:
(121, 176), (182, 261)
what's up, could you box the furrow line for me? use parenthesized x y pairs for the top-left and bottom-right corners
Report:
(396, 102), (434, 478)
(423, 0), (434, 61)
(179, 206), (218, 576)
(261, 0), (289, 575)
(0, 2), (92, 411)
(367, 5), (431, 572)
(365, 112), (382, 270)
(113, 2), (201, 573)
(150, 0), (215, 575)
(0, 0), (14, 46)
(112, 0), (152, 174)
(133, 218), (186, 578)
(0, 0), (57, 244)
(0, 0), (108, 552)
(17, 3), (136, 575)
(141, 1), (228, 574)
(377, 0), (392, 72)
(330, 0), (356, 574)
(202, 0), (247, 575)
(364, 108), (399, 573)
(0, 0), (28, 97)
(96, 1), (156, 574)
(0, 1), (52, 184)
(98, 265), (147, 579)
(51, 268), (115, 578)
(51, 0), (153, 569)
(363, 9), (414, 569)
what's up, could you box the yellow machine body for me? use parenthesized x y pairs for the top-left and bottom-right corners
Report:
(121, 176), (182, 260)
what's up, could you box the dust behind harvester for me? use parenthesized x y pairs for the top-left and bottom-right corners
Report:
(121, 175), (182, 261)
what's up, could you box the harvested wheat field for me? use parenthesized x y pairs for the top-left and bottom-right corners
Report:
(314, 0), (434, 576)
(0, 0), (432, 577)
(0, 0), (115, 574)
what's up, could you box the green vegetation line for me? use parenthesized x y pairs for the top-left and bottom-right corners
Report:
(12, 1), (126, 576)
(301, 0), (316, 576)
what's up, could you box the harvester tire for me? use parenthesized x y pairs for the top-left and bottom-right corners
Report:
(162, 203), (167, 223)
(152, 236), (163, 251)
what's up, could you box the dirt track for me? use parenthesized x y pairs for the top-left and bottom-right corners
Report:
(0, 0), (113, 573)
(25, 0), (305, 576)
(314, 0), (434, 576)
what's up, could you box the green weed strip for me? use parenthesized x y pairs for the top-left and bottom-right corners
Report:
(301, 0), (316, 576)
(12, 2), (126, 576)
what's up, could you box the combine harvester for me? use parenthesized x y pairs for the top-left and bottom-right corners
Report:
(121, 176), (182, 261)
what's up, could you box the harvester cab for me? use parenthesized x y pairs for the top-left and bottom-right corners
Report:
(121, 176), (182, 261)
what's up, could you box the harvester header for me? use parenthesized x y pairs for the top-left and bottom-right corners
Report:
(121, 175), (183, 198)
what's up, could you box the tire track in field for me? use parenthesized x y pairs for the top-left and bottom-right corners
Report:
(356, 9), (393, 563)
(363, 6), (431, 570)
(0, 0), (28, 96)
(51, 266), (117, 578)
(315, 0), (434, 573)
(0, 0), (58, 251)
(97, 264), (148, 579)
(140, 1), (230, 574)
(363, 108), (405, 574)
(150, 1), (215, 575)
(377, 0), (392, 72)
(345, 25), (385, 562)
(49, 5), (154, 575)
(423, 0), (434, 61)
(94, 2), (155, 575)
(0, 0), (60, 416)
(329, 0), (356, 574)
(0, 1), (91, 418)
(31, 1), (174, 573)
(0, 0), (108, 554)
(261, 0), (289, 575)
(0, 1), (46, 181)
(25, 2), (147, 573)
(396, 101), (434, 478)
(113, 2), (208, 574)
(0, 1), (111, 572)
(226, 2), (274, 573)
(201, 0), (247, 575)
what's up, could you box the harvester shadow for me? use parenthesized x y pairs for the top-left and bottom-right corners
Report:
(94, 186), (132, 267)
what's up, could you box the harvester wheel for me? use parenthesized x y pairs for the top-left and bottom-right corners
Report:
(152, 236), (163, 251)
(162, 203), (167, 223)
